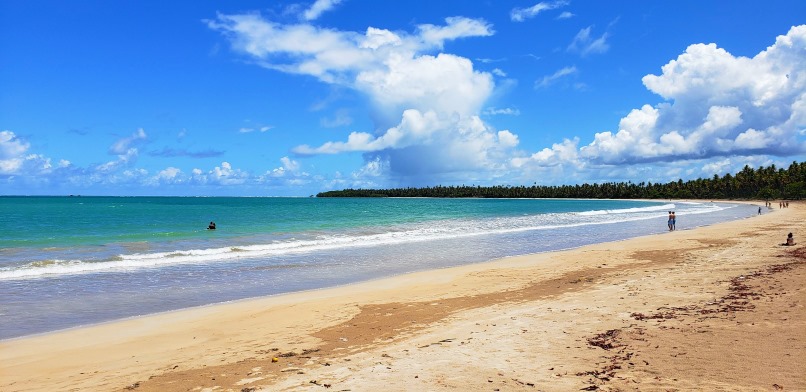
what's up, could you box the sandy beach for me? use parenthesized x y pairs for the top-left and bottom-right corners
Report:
(1, 202), (804, 392)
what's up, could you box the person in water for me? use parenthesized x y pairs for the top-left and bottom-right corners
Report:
(782, 232), (795, 246)
(208, 221), (216, 230)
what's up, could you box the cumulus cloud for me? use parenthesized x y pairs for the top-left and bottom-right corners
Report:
(157, 167), (182, 180)
(266, 156), (302, 178)
(560, 25), (806, 167)
(210, 13), (508, 180)
(0, 130), (70, 176)
(209, 161), (249, 185)
(354, 53), (494, 121)
(293, 109), (516, 166)
(142, 167), (184, 186)
(186, 162), (251, 186)
(0, 131), (28, 157)
(210, 11), (805, 188)
(512, 138), (581, 168)
(510, 0), (570, 22)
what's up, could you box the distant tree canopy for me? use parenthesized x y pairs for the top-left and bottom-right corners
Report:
(317, 161), (806, 200)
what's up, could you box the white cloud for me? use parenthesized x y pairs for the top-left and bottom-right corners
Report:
(512, 138), (580, 168)
(157, 167), (182, 181)
(568, 25), (806, 166)
(353, 156), (387, 178)
(209, 162), (248, 185)
(207, 14), (492, 86)
(266, 156), (302, 178)
(0, 131), (72, 178)
(510, 0), (570, 22)
(96, 148), (139, 173)
(303, 0), (342, 21)
(295, 109), (495, 154)
(535, 66), (577, 88)
(734, 128), (771, 149)
(556, 11), (574, 20)
(239, 126), (273, 133)
(187, 163), (249, 186)
(483, 107), (520, 116)
(497, 130), (519, 148)
(109, 128), (147, 155)
(567, 26), (610, 56)
(98, 129), (147, 175)
(210, 12), (805, 188)
(354, 53), (494, 121)
(209, 13), (509, 180)
(0, 130), (30, 160)
(416, 17), (494, 49)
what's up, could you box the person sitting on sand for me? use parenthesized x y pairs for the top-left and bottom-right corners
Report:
(782, 232), (795, 246)
(208, 221), (216, 230)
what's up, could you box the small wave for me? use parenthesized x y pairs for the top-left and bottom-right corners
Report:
(28, 260), (60, 268)
(577, 203), (675, 216)
(0, 202), (731, 281)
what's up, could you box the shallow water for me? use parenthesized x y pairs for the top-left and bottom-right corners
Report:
(0, 197), (760, 339)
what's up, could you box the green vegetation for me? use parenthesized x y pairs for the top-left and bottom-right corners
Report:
(317, 161), (806, 200)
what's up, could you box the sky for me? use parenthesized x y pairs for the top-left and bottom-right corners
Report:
(1, 0), (805, 196)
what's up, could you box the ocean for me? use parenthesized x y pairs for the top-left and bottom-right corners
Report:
(0, 196), (760, 340)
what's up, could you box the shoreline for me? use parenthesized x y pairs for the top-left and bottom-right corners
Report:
(0, 200), (754, 340)
(1, 201), (802, 391)
(0, 199), (750, 342)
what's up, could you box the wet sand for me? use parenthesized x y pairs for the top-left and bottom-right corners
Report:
(1, 201), (803, 392)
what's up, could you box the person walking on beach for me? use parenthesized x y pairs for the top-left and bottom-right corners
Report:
(668, 211), (674, 231)
(671, 211), (676, 230)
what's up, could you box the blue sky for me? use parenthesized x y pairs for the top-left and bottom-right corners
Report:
(1, 0), (805, 196)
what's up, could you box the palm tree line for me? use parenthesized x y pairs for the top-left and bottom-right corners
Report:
(317, 161), (806, 200)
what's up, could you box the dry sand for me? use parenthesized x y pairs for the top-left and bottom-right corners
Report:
(1, 201), (804, 392)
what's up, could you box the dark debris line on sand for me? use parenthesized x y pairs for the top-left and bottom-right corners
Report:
(576, 251), (805, 391)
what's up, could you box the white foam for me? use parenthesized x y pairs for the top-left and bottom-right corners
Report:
(577, 203), (676, 216)
(0, 202), (731, 281)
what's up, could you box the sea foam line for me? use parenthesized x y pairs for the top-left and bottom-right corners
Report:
(0, 203), (727, 280)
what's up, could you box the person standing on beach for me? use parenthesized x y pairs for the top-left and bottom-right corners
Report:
(668, 211), (674, 231)
(671, 211), (676, 230)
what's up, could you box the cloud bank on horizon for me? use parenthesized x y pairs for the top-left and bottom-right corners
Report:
(1, 0), (805, 195)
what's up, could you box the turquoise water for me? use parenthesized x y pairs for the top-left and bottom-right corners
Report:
(0, 196), (759, 339)
(0, 196), (659, 248)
